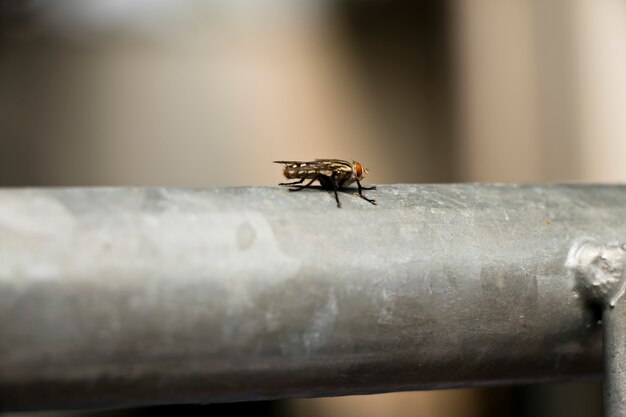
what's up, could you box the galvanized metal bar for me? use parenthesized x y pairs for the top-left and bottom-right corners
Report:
(0, 184), (622, 411)
(567, 238), (626, 417)
(605, 302), (626, 417)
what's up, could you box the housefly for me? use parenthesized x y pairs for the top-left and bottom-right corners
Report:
(274, 159), (377, 208)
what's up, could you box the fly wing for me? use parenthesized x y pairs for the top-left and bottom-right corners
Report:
(274, 160), (306, 165)
(308, 160), (338, 177)
(314, 159), (353, 180)
(314, 158), (351, 166)
(275, 160), (334, 179)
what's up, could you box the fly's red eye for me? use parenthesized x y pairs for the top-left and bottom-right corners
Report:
(355, 163), (363, 177)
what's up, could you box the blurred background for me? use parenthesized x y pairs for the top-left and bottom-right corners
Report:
(2, 0), (625, 415)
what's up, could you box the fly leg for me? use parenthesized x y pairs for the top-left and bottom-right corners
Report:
(331, 180), (341, 208)
(287, 177), (318, 192)
(327, 174), (342, 208)
(356, 180), (377, 205)
(279, 178), (304, 186)
(318, 175), (342, 208)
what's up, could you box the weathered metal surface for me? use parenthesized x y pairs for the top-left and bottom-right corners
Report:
(0, 184), (621, 411)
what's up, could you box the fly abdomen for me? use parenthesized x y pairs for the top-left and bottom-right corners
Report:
(283, 164), (320, 180)
(274, 161), (329, 180)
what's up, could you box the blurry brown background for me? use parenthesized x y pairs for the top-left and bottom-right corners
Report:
(2, 0), (625, 415)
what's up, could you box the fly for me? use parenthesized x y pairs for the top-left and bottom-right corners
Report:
(274, 159), (377, 208)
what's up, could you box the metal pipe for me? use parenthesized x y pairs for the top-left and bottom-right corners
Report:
(605, 302), (626, 417)
(0, 184), (622, 411)
(567, 238), (626, 417)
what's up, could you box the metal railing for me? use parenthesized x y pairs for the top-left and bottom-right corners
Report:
(1, 184), (624, 413)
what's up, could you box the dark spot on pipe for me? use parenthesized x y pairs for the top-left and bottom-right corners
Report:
(236, 222), (256, 250)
